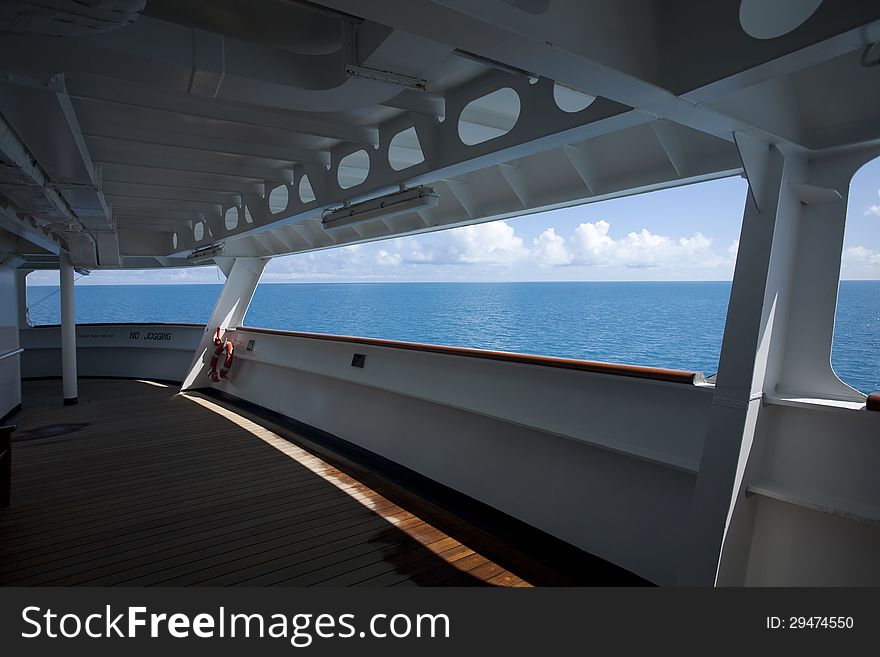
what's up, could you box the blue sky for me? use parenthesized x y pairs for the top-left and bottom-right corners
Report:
(28, 157), (880, 285)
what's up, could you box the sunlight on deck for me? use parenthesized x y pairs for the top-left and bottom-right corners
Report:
(1, 379), (551, 587)
(180, 393), (500, 582)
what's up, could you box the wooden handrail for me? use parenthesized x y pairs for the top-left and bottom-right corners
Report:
(235, 326), (703, 385)
(867, 393), (880, 412)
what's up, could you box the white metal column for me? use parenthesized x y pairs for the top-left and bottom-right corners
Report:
(59, 251), (77, 405)
(677, 135), (790, 585)
(181, 257), (268, 391)
(15, 269), (32, 329)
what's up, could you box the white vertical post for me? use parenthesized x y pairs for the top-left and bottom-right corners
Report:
(678, 135), (795, 585)
(15, 269), (32, 329)
(181, 257), (268, 391)
(59, 251), (77, 405)
(767, 146), (880, 400)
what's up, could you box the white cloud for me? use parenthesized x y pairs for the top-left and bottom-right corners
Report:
(24, 219), (757, 285)
(453, 221), (528, 264)
(841, 246), (880, 279)
(568, 221), (726, 270)
(532, 227), (572, 266)
(261, 244), (386, 281)
(570, 220), (614, 264)
(262, 218), (740, 281)
(605, 228), (672, 268)
(27, 266), (224, 286)
(376, 249), (401, 266)
(727, 239), (740, 260)
(844, 246), (879, 262)
(391, 220), (528, 266)
(843, 245), (880, 265)
(865, 189), (880, 216)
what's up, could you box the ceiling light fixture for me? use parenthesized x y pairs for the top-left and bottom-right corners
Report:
(187, 242), (225, 262)
(322, 185), (439, 230)
(344, 64), (428, 92)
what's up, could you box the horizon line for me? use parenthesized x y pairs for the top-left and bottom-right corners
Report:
(25, 278), (880, 286)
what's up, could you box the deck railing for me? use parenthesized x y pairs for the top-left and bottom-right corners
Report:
(236, 326), (704, 385)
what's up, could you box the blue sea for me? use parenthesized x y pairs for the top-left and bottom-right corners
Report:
(25, 280), (880, 393)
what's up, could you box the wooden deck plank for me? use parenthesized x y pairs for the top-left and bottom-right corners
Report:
(347, 543), (478, 587)
(4, 465), (339, 529)
(1, 487), (384, 569)
(4, 499), (398, 584)
(3, 477), (345, 546)
(0, 378), (598, 587)
(38, 513), (417, 586)
(125, 517), (438, 587)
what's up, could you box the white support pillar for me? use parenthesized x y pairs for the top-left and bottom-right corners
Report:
(0, 267), (23, 419)
(710, 144), (880, 586)
(181, 257), (268, 391)
(15, 269), (32, 329)
(677, 134), (804, 585)
(59, 251), (77, 405)
(768, 145), (880, 401)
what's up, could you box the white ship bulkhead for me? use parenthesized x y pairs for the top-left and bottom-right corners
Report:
(1, 0), (879, 586)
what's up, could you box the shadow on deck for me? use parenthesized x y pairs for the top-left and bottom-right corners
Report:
(1, 379), (646, 587)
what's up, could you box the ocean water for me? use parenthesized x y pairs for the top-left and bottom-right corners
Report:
(25, 280), (880, 393)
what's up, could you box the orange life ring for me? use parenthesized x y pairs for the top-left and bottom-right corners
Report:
(219, 341), (234, 379)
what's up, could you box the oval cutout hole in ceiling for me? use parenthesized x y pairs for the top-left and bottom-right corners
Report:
(458, 87), (521, 146)
(338, 150), (370, 189)
(193, 222), (204, 241)
(388, 127), (425, 171)
(553, 83), (596, 113)
(739, 0), (822, 40)
(268, 185), (290, 214)
(224, 206), (239, 231)
(299, 175), (316, 203)
(172, 232), (178, 249)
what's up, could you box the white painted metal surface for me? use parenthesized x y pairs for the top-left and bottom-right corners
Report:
(2, 0), (880, 586)
(59, 250), (77, 402)
(181, 257), (268, 390)
(20, 323), (203, 383)
(0, 268), (22, 418)
(4, 1), (877, 269)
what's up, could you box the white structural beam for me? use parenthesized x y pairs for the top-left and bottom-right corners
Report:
(181, 257), (268, 391)
(0, 207), (61, 258)
(0, 79), (110, 225)
(83, 127), (330, 168)
(15, 270), (32, 329)
(220, 119), (740, 260)
(0, 16), (449, 115)
(65, 77), (379, 147)
(59, 251), (78, 405)
(3, 1), (878, 269)
(0, 110), (75, 225)
(92, 149), (294, 185)
(207, 80), (645, 243)
(317, 0), (880, 148)
(767, 145), (880, 400)
(677, 136), (787, 585)
(675, 132), (880, 584)
(709, 143), (880, 585)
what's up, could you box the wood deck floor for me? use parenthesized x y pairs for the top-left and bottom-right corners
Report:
(1, 379), (585, 587)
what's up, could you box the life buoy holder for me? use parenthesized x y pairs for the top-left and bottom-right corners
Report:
(208, 327), (234, 382)
(219, 340), (234, 379)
